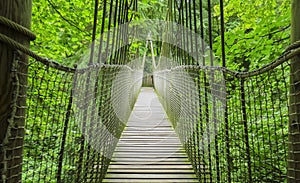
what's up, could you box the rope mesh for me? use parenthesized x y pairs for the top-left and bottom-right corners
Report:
(18, 0), (141, 181)
(154, 51), (290, 183)
(20, 58), (142, 183)
(153, 0), (292, 182)
(1, 0), (300, 182)
(22, 59), (73, 182)
(224, 64), (289, 182)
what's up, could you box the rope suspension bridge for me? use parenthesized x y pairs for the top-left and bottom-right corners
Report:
(1, 0), (300, 182)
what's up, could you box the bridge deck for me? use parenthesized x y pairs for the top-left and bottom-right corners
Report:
(103, 87), (198, 182)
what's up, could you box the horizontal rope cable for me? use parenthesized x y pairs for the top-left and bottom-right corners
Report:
(0, 32), (75, 73)
(156, 43), (300, 79)
(224, 46), (300, 78)
(0, 16), (36, 40)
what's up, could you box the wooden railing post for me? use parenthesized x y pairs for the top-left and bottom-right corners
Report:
(0, 1), (33, 182)
(288, 0), (300, 182)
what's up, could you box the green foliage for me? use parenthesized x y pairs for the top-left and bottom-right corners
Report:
(138, 0), (167, 19)
(31, 0), (94, 65)
(214, 0), (290, 71)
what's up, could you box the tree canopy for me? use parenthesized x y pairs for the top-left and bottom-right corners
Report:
(31, 0), (290, 70)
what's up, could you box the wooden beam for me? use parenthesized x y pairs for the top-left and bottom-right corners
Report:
(0, 0), (32, 182)
(288, 0), (300, 182)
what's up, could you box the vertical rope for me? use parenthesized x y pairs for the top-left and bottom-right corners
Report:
(97, 0), (108, 64)
(89, 0), (99, 65)
(219, 0), (226, 68)
(110, 0), (119, 64)
(104, 0), (115, 63)
(241, 78), (252, 182)
(56, 70), (76, 183)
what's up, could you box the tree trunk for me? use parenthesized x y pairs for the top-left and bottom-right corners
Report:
(0, 1), (32, 182)
(288, 0), (300, 182)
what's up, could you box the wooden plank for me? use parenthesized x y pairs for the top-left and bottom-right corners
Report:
(125, 124), (171, 127)
(114, 149), (186, 153)
(104, 173), (198, 179)
(111, 157), (189, 162)
(114, 149), (185, 152)
(115, 150), (186, 157)
(120, 134), (176, 137)
(120, 135), (178, 138)
(124, 128), (174, 131)
(108, 164), (194, 169)
(112, 153), (187, 158)
(119, 138), (178, 140)
(115, 145), (184, 149)
(121, 130), (175, 133)
(117, 142), (183, 145)
(117, 140), (180, 143)
(116, 144), (183, 147)
(103, 179), (199, 182)
(107, 169), (195, 173)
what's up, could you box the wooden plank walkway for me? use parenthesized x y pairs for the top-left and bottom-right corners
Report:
(103, 87), (199, 182)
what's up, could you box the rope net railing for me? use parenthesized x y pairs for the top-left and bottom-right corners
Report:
(152, 0), (297, 182)
(21, 57), (142, 183)
(154, 62), (289, 182)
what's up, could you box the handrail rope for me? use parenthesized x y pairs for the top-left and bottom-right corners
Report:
(153, 64), (223, 74)
(155, 42), (300, 78)
(75, 63), (134, 73)
(224, 45), (300, 78)
(285, 40), (300, 53)
(0, 32), (75, 73)
(2, 23), (299, 77)
(0, 29), (138, 74)
(0, 16), (36, 41)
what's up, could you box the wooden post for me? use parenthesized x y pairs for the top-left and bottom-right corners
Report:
(0, 1), (32, 182)
(288, 0), (300, 182)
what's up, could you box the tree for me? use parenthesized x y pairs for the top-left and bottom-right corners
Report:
(288, 0), (300, 182)
(0, 1), (32, 182)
